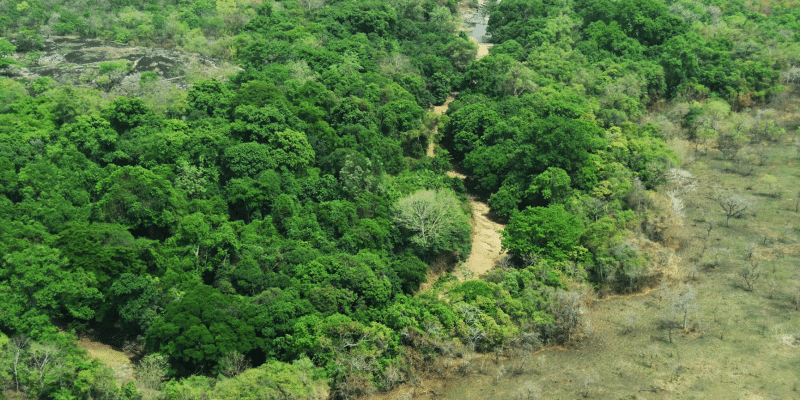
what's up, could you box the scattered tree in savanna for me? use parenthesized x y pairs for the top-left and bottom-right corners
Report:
(792, 283), (800, 311)
(739, 262), (761, 292)
(743, 242), (759, 260)
(546, 289), (590, 343)
(717, 130), (748, 160)
(665, 168), (696, 217)
(716, 113), (752, 159)
(683, 99), (729, 154)
(672, 283), (697, 331)
(750, 109), (786, 143)
(793, 190), (800, 213)
(766, 277), (777, 299)
(716, 194), (753, 227)
(758, 174), (779, 198)
(620, 311), (640, 335)
(516, 381), (541, 400)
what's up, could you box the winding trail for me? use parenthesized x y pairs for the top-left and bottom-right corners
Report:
(428, 95), (507, 280)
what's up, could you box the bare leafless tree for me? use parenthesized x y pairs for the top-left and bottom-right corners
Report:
(547, 290), (589, 343)
(219, 351), (250, 378)
(665, 169), (694, 216)
(9, 336), (29, 393)
(717, 194), (753, 227)
(739, 262), (761, 292)
(381, 364), (405, 390)
(792, 283), (800, 311)
(298, 0), (325, 12)
(719, 319), (731, 341)
(392, 189), (470, 253)
(334, 370), (375, 400)
(766, 277), (777, 299)
(493, 363), (506, 386)
(781, 66), (800, 86)
(793, 190), (800, 213)
(672, 284), (697, 331)
(456, 303), (486, 351)
(745, 243), (758, 260)
(666, 168), (697, 196)
(516, 381), (540, 400)
(620, 311), (640, 335)
(27, 343), (60, 388)
(135, 353), (168, 393)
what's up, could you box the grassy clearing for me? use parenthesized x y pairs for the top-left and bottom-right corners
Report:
(76, 337), (136, 385)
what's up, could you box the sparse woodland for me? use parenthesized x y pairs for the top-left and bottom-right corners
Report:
(1, 0), (799, 398)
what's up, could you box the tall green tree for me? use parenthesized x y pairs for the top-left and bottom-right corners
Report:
(0, 245), (102, 336)
(146, 284), (261, 372)
(392, 189), (472, 259)
(0, 39), (16, 69)
(94, 166), (181, 237)
(502, 204), (585, 263)
(58, 223), (146, 288)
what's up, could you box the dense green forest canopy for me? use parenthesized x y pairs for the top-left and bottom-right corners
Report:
(0, 0), (798, 398)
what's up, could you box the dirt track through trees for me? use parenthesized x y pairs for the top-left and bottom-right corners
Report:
(450, 180), (507, 279)
(471, 38), (491, 59)
(428, 95), (507, 280)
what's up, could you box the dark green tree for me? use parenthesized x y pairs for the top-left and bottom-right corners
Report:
(58, 115), (118, 163)
(187, 79), (232, 119)
(146, 284), (260, 371)
(502, 204), (585, 263)
(58, 222), (146, 288)
(0, 245), (102, 336)
(223, 142), (277, 179)
(109, 273), (160, 332)
(94, 166), (180, 237)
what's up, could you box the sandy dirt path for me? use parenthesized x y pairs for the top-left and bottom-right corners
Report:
(427, 95), (456, 157)
(428, 94), (506, 280)
(470, 38), (491, 59)
(449, 173), (508, 279)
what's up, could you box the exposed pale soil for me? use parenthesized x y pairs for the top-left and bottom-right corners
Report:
(472, 39), (491, 59)
(427, 95), (456, 157)
(423, 0), (507, 284)
(427, 93), (507, 281)
(455, 191), (508, 279)
(461, 0), (494, 58)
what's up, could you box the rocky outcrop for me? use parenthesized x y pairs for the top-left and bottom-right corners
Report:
(5, 36), (239, 91)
